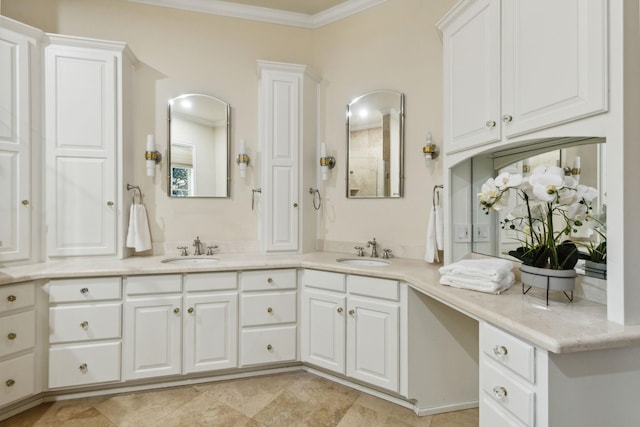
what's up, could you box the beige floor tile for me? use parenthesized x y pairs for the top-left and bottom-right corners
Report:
(430, 408), (478, 427)
(351, 393), (433, 427)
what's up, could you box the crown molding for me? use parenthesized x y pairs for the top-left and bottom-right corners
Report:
(127, 0), (385, 28)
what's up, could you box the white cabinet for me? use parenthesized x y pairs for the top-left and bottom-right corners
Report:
(0, 282), (36, 407)
(0, 18), (43, 264)
(45, 35), (136, 259)
(47, 277), (122, 389)
(257, 61), (319, 253)
(439, 0), (607, 154)
(239, 269), (297, 366)
(300, 269), (402, 393)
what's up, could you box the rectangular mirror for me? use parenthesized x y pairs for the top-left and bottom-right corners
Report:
(168, 93), (230, 198)
(346, 91), (404, 198)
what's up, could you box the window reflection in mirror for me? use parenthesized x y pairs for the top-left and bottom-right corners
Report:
(346, 91), (404, 198)
(470, 140), (606, 271)
(168, 94), (230, 198)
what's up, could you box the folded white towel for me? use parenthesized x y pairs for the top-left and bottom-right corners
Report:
(424, 206), (440, 263)
(439, 258), (514, 281)
(440, 272), (515, 294)
(126, 203), (152, 252)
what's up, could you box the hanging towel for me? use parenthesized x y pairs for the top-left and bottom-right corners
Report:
(126, 202), (152, 252)
(435, 202), (444, 251)
(425, 205), (439, 263)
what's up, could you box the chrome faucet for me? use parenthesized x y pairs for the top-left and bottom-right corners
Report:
(366, 238), (378, 257)
(193, 236), (203, 256)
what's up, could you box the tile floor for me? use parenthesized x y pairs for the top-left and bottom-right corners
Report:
(0, 371), (478, 426)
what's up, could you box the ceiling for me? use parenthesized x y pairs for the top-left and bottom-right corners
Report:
(128, 0), (385, 28)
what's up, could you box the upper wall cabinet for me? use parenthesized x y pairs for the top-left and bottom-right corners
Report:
(438, 0), (608, 154)
(0, 18), (42, 264)
(45, 35), (137, 259)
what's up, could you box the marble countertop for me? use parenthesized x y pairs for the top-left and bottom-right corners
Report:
(2, 251), (639, 354)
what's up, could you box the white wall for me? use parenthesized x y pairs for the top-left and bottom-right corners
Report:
(1, 0), (456, 257)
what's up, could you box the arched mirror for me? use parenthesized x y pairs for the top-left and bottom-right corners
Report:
(167, 93), (230, 198)
(346, 90), (404, 198)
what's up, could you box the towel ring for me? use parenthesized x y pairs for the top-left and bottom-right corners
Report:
(127, 184), (143, 204)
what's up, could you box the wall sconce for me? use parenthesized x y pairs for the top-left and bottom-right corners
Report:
(522, 158), (531, 177)
(571, 156), (581, 183)
(319, 142), (336, 181)
(145, 134), (161, 177)
(237, 138), (250, 178)
(423, 132), (439, 168)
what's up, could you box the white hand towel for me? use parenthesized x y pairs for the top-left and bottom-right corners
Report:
(440, 271), (515, 294)
(439, 258), (514, 282)
(126, 203), (152, 252)
(435, 203), (444, 251)
(424, 206), (439, 263)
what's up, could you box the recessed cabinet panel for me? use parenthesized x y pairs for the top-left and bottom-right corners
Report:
(240, 325), (297, 366)
(0, 39), (17, 141)
(0, 310), (35, 358)
(49, 303), (121, 343)
(49, 277), (121, 303)
(272, 80), (295, 160)
(241, 291), (297, 326)
(0, 353), (35, 407)
(0, 282), (35, 312)
(49, 342), (120, 388)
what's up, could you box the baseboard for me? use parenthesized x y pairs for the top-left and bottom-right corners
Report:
(413, 400), (479, 417)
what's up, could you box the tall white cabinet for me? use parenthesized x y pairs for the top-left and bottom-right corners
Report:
(0, 18), (43, 264)
(257, 61), (318, 253)
(45, 35), (136, 259)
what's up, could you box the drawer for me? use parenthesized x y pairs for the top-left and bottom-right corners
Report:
(240, 325), (297, 366)
(301, 269), (345, 292)
(241, 269), (297, 291)
(481, 323), (535, 383)
(126, 275), (181, 295)
(0, 310), (36, 358)
(49, 277), (121, 303)
(480, 392), (526, 427)
(0, 353), (35, 407)
(49, 342), (121, 388)
(49, 303), (121, 343)
(0, 282), (35, 313)
(185, 272), (237, 292)
(481, 360), (534, 427)
(347, 275), (399, 301)
(241, 291), (297, 326)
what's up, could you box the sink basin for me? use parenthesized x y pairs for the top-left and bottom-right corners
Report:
(161, 257), (220, 264)
(336, 258), (390, 267)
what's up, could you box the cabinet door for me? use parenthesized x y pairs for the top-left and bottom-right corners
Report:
(0, 25), (32, 262)
(301, 289), (346, 374)
(183, 292), (238, 373)
(260, 67), (300, 252)
(502, 0), (607, 137)
(123, 295), (181, 380)
(45, 45), (117, 257)
(346, 295), (399, 392)
(442, 0), (501, 153)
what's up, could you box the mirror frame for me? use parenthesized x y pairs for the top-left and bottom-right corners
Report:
(167, 93), (231, 198)
(345, 90), (405, 198)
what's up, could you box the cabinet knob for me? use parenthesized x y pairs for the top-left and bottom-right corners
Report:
(502, 114), (513, 123)
(173, 308), (180, 314)
(7, 295), (16, 302)
(337, 307), (344, 314)
(21, 200), (29, 206)
(80, 321), (89, 329)
(267, 344), (273, 351)
(267, 278), (273, 284)
(492, 386), (508, 400)
(5, 379), (15, 387)
(493, 345), (508, 356)
(79, 363), (88, 373)
(348, 309), (355, 316)
(80, 288), (89, 295)
(267, 307), (273, 314)
(7, 332), (16, 340)
(188, 307), (194, 314)
(293, 203), (298, 208)
(107, 201), (114, 206)
(485, 120), (497, 128)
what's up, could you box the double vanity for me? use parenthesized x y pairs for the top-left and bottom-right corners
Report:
(3, 252), (640, 426)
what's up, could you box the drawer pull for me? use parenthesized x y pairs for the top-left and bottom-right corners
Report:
(493, 386), (508, 400)
(267, 278), (273, 284)
(502, 114), (513, 123)
(79, 363), (88, 373)
(80, 288), (89, 295)
(7, 332), (17, 340)
(80, 321), (89, 329)
(337, 307), (343, 314)
(7, 295), (16, 302)
(348, 309), (355, 316)
(188, 307), (194, 314)
(267, 307), (273, 314)
(493, 345), (508, 356)
(173, 308), (180, 314)
(6, 379), (15, 387)
(267, 344), (273, 351)
(485, 120), (497, 128)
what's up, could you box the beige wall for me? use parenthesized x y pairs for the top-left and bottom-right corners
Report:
(1, 0), (455, 257)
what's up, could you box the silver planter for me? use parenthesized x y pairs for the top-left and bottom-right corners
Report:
(520, 264), (576, 304)
(584, 260), (607, 279)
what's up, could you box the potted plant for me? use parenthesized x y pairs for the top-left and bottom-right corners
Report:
(478, 165), (599, 299)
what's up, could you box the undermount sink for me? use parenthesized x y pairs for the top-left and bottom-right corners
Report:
(161, 257), (220, 264)
(336, 258), (390, 267)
